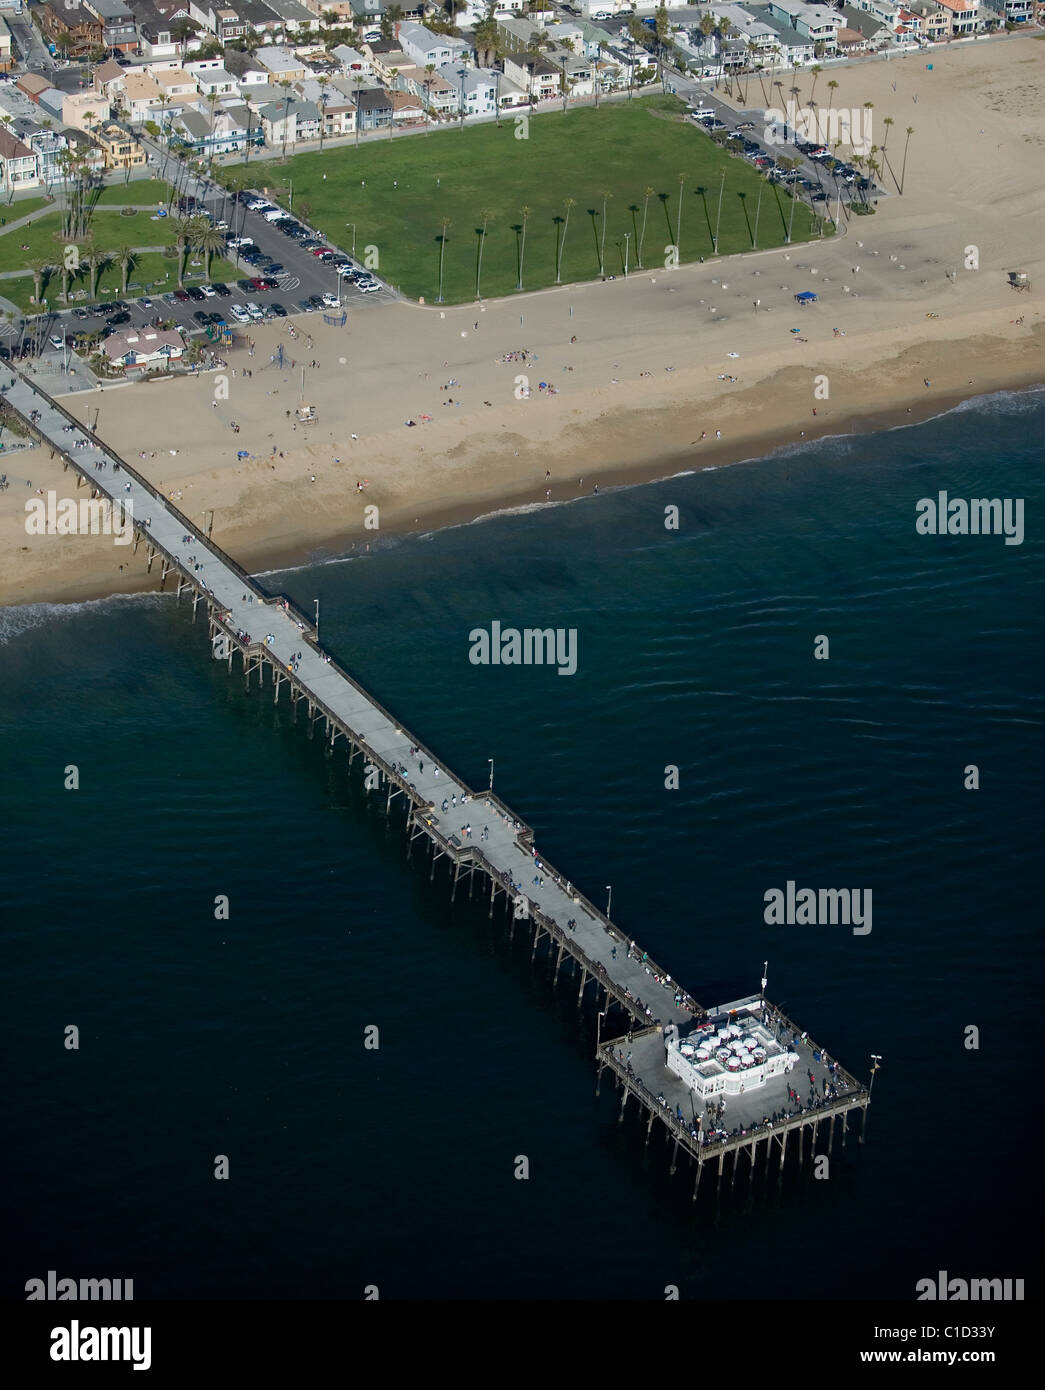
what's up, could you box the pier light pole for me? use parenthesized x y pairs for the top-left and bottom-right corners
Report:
(606, 884), (612, 920)
(869, 1054), (882, 1098)
(487, 758), (494, 791)
(314, 598), (319, 640)
(623, 231), (631, 278)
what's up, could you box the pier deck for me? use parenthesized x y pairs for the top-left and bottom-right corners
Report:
(5, 366), (870, 1192)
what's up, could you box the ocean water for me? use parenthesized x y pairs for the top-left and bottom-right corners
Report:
(2, 391), (1041, 1301)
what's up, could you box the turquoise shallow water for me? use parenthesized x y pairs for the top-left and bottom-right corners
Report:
(1, 390), (1042, 1299)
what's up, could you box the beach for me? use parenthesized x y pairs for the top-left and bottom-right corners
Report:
(2, 35), (1043, 606)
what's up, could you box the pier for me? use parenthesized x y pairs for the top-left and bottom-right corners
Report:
(5, 365), (870, 1195)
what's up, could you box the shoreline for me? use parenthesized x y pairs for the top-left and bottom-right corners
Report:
(3, 370), (1041, 611)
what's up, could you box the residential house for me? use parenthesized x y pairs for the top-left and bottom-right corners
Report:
(410, 66), (458, 114)
(186, 2), (248, 42)
(331, 45), (371, 77)
(151, 67), (200, 101)
(352, 87), (393, 131)
(102, 326), (185, 371)
(39, 4), (104, 59)
(15, 73), (53, 105)
(767, 0), (844, 48)
(362, 39), (407, 83)
(93, 58), (127, 99)
(186, 60), (238, 94)
(63, 91), (112, 131)
(122, 71), (164, 121)
(36, 88), (68, 122)
(395, 21), (469, 70)
(838, 3), (895, 42)
(171, 101), (259, 154)
(0, 14), (12, 73)
(256, 96), (320, 147)
(81, 0), (139, 52)
(746, 11), (816, 63)
(62, 126), (106, 172)
(495, 14), (540, 52)
(388, 88), (424, 122)
(255, 47), (310, 83)
(260, 0), (322, 35)
(11, 119), (68, 185)
(295, 77), (355, 136)
(501, 53), (559, 103)
(0, 127), (40, 194)
(93, 120), (148, 170)
(932, 0), (981, 30)
(435, 64), (499, 118)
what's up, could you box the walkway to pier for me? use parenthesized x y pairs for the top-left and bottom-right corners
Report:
(5, 367), (694, 1031)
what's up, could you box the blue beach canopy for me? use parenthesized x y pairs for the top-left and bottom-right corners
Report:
(795, 291), (817, 303)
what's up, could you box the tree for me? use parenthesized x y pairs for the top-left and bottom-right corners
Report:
(193, 223), (226, 280)
(115, 245), (136, 294)
(675, 172), (686, 253)
(436, 217), (451, 302)
(318, 77), (331, 153)
(516, 205), (529, 291)
(81, 241), (108, 301)
(598, 190), (611, 277)
(637, 185), (653, 269)
(475, 208), (492, 300)
(354, 76), (365, 146)
(556, 196), (575, 285)
(27, 259), (50, 307)
(809, 64), (822, 103)
(900, 126), (914, 196)
(424, 64), (435, 133)
(172, 216), (193, 286)
(278, 80), (294, 161)
(205, 91), (221, 170)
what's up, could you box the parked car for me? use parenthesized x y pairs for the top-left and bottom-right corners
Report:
(185, 286), (206, 301)
(48, 335), (64, 350)
(296, 298), (314, 313)
(210, 283), (231, 297)
(321, 292), (341, 308)
(307, 294), (325, 308)
(268, 302), (288, 317)
(264, 263), (284, 275)
(199, 284), (217, 298)
(72, 307), (90, 320)
(137, 296), (153, 309)
(174, 289), (191, 302)
(356, 279), (381, 294)
(237, 280), (256, 294)
(245, 302), (264, 320)
(229, 304), (251, 323)
(108, 311), (131, 325)
(162, 292), (179, 306)
(192, 310), (211, 326)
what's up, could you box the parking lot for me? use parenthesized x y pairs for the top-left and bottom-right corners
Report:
(9, 183), (395, 360)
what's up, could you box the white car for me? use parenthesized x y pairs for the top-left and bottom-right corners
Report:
(200, 284), (217, 298)
(356, 280), (381, 294)
(229, 304), (251, 323)
(246, 199), (270, 212)
(321, 292), (341, 308)
(245, 302), (265, 320)
(226, 236), (253, 249)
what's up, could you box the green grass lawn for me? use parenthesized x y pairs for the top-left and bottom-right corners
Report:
(0, 196), (53, 225)
(94, 180), (176, 208)
(0, 208), (182, 274)
(244, 95), (824, 303)
(2, 249), (241, 313)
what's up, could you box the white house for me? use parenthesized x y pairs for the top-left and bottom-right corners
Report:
(102, 327), (185, 371)
(396, 21), (469, 70)
(435, 63), (500, 118)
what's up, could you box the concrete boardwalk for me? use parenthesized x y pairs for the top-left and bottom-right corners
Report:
(5, 366), (694, 1033)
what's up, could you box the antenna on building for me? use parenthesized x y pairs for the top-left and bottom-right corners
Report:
(760, 959), (768, 1003)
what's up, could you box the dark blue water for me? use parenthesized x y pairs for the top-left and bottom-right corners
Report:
(2, 391), (1041, 1300)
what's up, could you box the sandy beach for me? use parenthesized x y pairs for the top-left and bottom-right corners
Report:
(2, 36), (1043, 606)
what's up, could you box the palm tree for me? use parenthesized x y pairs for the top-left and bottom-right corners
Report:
(881, 116), (894, 153)
(900, 127), (914, 195)
(675, 172), (686, 252)
(809, 64), (822, 104)
(424, 64), (435, 133)
(559, 57), (569, 114)
(205, 91), (220, 170)
(556, 196), (575, 284)
(516, 205), (530, 291)
(475, 208), (492, 300)
(826, 78), (838, 112)
(81, 241), (107, 301)
(317, 76), (331, 154)
(598, 190), (611, 277)
(637, 185), (653, 269)
(193, 223), (226, 280)
(27, 258), (50, 307)
(172, 216), (193, 286)
(278, 79), (294, 161)
(436, 217), (451, 303)
(115, 245), (136, 294)
(354, 75), (365, 147)
(752, 173), (766, 251)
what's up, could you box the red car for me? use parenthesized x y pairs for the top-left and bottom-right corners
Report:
(310, 247), (329, 257)
(174, 289), (191, 302)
